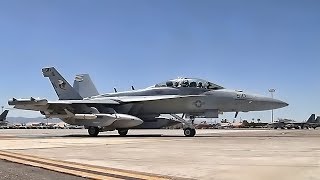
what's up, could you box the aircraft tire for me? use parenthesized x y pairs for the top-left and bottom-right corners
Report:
(118, 129), (128, 136)
(184, 128), (195, 137)
(88, 126), (99, 137)
(191, 129), (196, 136)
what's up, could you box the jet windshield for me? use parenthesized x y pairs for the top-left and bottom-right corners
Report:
(154, 78), (224, 90)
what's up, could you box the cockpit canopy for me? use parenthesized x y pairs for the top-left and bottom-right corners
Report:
(153, 78), (224, 90)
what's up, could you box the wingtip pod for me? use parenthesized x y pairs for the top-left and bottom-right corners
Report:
(8, 97), (48, 106)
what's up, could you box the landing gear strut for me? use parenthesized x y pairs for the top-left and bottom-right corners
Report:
(88, 126), (99, 137)
(118, 129), (128, 136)
(170, 114), (196, 137)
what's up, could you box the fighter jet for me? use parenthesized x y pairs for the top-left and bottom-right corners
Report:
(8, 67), (288, 137)
(271, 114), (320, 129)
(72, 74), (181, 129)
(304, 114), (320, 129)
(0, 110), (9, 126)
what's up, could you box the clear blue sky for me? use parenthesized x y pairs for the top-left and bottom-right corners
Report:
(0, 0), (319, 122)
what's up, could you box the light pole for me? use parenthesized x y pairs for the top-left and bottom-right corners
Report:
(268, 89), (276, 123)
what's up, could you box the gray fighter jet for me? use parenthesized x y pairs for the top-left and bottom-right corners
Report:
(73, 74), (181, 129)
(8, 67), (288, 137)
(271, 114), (320, 129)
(0, 110), (9, 126)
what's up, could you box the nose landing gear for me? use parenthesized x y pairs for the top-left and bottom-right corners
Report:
(170, 114), (196, 137)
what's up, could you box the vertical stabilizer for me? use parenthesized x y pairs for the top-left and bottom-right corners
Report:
(306, 114), (316, 123)
(315, 116), (320, 123)
(73, 74), (99, 98)
(42, 67), (82, 100)
(0, 110), (9, 121)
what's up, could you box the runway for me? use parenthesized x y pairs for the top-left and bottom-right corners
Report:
(0, 129), (319, 180)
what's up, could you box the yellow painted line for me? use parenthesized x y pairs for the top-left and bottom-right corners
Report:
(0, 154), (119, 180)
(0, 151), (164, 179)
(0, 150), (181, 180)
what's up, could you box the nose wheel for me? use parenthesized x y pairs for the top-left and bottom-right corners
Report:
(184, 128), (196, 137)
(170, 114), (197, 137)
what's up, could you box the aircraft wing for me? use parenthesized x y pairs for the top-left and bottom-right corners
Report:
(9, 95), (201, 107)
(50, 99), (121, 105)
(109, 95), (185, 102)
(8, 95), (200, 114)
(8, 97), (120, 106)
(8, 97), (121, 112)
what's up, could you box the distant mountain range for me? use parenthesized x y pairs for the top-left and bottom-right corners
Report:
(6, 117), (62, 124)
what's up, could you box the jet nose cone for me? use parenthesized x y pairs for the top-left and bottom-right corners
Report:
(265, 98), (288, 109)
(251, 95), (288, 111)
(274, 99), (289, 108)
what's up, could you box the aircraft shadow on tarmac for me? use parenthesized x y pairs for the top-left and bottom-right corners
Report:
(64, 134), (164, 137)
(62, 134), (309, 138)
(63, 134), (224, 138)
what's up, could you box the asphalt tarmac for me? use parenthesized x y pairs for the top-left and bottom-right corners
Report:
(0, 159), (86, 180)
(0, 129), (319, 180)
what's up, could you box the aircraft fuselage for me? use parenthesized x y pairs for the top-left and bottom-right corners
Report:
(89, 87), (288, 117)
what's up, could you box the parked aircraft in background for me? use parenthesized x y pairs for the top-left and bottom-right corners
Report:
(9, 67), (288, 137)
(0, 110), (9, 126)
(271, 114), (320, 129)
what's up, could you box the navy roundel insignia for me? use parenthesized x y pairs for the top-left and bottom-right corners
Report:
(193, 100), (204, 108)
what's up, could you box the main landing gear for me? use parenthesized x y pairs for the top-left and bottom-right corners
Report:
(117, 129), (128, 136)
(88, 126), (100, 137)
(184, 128), (196, 137)
(88, 127), (129, 137)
